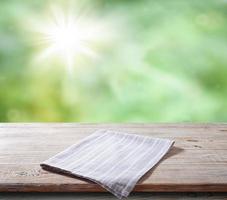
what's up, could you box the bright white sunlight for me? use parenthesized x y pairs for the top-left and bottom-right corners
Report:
(34, 6), (108, 72)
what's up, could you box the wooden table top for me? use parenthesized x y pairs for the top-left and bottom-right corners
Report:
(0, 123), (227, 193)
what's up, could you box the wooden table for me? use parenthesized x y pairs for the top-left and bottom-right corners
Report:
(1, 123), (227, 195)
(1, 192), (227, 200)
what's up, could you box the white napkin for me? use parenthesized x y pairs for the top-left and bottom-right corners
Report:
(41, 130), (174, 199)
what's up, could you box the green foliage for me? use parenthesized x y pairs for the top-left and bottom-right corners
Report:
(0, 0), (227, 122)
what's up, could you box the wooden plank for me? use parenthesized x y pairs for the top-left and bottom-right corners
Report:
(1, 192), (227, 200)
(0, 123), (227, 192)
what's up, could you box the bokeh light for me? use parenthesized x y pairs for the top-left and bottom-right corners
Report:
(0, 0), (227, 122)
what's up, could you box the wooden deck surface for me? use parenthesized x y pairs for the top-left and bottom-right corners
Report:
(0, 123), (227, 193)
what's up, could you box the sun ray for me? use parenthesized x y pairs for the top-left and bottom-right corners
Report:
(32, 6), (106, 73)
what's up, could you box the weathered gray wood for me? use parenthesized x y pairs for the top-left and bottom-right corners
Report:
(0, 123), (227, 193)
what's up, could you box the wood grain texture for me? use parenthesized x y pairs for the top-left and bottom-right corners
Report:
(0, 123), (227, 193)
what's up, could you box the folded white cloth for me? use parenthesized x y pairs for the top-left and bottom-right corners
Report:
(41, 130), (174, 199)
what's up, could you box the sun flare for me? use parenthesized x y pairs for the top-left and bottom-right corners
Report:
(33, 6), (109, 72)
(48, 22), (83, 55)
(42, 17), (91, 72)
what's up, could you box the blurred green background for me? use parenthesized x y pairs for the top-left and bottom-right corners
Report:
(0, 0), (227, 122)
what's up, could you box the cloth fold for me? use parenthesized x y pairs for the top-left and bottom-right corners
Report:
(41, 130), (174, 199)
